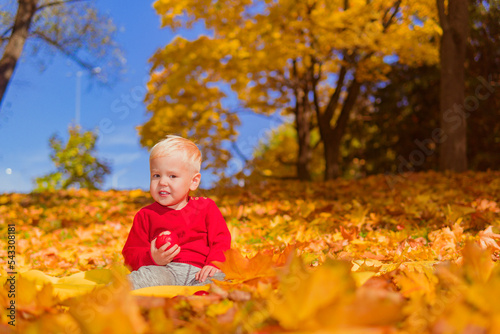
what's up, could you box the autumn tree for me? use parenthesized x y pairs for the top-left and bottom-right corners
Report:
(0, 0), (123, 107)
(436, 0), (469, 172)
(141, 0), (440, 181)
(347, 0), (498, 177)
(364, 0), (498, 174)
(35, 125), (111, 190)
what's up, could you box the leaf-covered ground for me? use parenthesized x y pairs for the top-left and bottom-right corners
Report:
(1, 171), (500, 333)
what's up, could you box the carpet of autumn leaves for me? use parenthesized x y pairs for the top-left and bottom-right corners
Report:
(1, 170), (500, 333)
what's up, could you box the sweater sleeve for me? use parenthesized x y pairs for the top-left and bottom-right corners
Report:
(122, 210), (157, 271)
(205, 201), (231, 267)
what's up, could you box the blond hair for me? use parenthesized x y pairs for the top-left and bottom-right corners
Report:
(149, 135), (202, 173)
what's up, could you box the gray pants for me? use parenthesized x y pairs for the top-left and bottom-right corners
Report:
(127, 262), (225, 290)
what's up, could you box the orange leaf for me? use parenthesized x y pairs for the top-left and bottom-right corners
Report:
(478, 226), (500, 252)
(213, 249), (276, 282)
(341, 226), (359, 241)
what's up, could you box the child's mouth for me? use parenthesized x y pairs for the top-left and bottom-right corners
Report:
(159, 191), (170, 196)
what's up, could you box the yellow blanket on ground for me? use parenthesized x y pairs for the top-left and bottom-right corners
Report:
(12, 269), (209, 300)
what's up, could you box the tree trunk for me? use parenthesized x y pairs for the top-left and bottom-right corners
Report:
(322, 80), (361, 181)
(290, 58), (313, 181)
(0, 0), (38, 107)
(294, 91), (312, 181)
(437, 0), (469, 172)
(323, 132), (338, 180)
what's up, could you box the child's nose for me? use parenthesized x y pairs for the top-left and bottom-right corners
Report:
(159, 176), (169, 186)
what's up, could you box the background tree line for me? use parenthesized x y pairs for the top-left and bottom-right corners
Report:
(249, 0), (498, 182)
(2, 1), (497, 190)
(141, 0), (499, 185)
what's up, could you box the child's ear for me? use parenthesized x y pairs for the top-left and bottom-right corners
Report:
(190, 173), (201, 191)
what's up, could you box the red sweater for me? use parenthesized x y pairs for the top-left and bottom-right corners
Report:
(122, 197), (231, 271)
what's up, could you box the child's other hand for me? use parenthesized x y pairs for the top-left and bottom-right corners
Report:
(195, 265), (221, 283)
(150, 237), (181, 266)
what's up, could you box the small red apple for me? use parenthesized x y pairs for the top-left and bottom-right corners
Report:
(156, 231), (179, 250)
(193, 290), (209, 296)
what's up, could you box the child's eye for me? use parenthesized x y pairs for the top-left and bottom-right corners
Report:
(169, 175), (177, 179)
(152, 174), (160, 178)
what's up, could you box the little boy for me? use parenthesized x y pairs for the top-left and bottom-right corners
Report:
(122, 135), (231, 290)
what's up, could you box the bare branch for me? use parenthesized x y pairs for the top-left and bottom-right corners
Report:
(1, 27), (14, 39)
(231, 141), (250, 163)
(36, 0), (88, 11)
(31, 31), (95, 71)
(382, 0), (402, 31)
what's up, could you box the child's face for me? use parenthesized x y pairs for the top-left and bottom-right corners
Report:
(149, 151), (200, 210)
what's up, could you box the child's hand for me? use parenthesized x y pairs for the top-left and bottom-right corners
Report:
(150, 237), (181, 266)
(195, 265), (221, 283)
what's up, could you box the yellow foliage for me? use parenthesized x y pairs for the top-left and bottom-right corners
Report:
(1, 171), (500, 332)
(213, 249), (277, 283)
(269, 256), (356, 330)
(142, 0), (440, 177)
(66, 273), (146, 334)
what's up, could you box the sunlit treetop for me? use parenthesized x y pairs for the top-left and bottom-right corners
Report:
(142, 0), (440, 175)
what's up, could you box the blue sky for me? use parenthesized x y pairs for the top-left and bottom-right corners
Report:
(0, 1), (280, 193)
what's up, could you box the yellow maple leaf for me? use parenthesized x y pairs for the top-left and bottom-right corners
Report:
(269, 256), (356, 330)
(395, 269), (438, 302)
(67, 270), (146, 334)
(461, 241), (495, 284)
(341, 286), (405, 326)
(213, 249), (276, 283)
